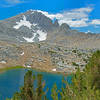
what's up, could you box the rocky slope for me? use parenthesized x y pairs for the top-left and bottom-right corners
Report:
(0, 40), (95, 73)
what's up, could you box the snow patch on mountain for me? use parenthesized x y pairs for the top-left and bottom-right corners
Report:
(13, 15), (32, 29)
(37, 30), (47, 41)
(52, 68), (56, 71)
(85, 30), (94, 34)
(13, 15), (37, 29)
(20, 52), (24, 56)
(23, 30), (47, 42)
(0, 60), (6, 64)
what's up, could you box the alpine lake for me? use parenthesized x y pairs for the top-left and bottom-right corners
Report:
(0, 68), (72, 100)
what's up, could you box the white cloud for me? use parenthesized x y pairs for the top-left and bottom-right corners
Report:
(5, 0), (22, 4)
(91, 19), (100, 25)
(36, 7), (100, 28)
(59, 18), (88, 27)
(2, 0), (26, 7)
(35, 7), (93, 27)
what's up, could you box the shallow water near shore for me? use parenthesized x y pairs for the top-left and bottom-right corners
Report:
(0, 68), (72, 100)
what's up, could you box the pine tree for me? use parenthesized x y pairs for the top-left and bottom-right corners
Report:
(7, 70), (48, 100)
(51, 84), (58, 100)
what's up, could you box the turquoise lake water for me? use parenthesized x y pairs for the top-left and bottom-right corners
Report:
(0, 68), (72, 100)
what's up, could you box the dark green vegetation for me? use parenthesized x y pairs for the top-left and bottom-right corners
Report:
(7, 51), (100, 100)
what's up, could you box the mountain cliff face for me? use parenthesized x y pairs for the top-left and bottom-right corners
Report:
(0, 10), (60, 42)
(0, 10), (100, 73)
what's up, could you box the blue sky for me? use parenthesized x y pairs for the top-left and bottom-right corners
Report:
(0, 0), (100, 33)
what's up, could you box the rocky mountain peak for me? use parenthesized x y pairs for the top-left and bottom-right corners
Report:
(53, 19), (59, 27)
(59, 23), (71, 33)
(23, 10), (59, 32)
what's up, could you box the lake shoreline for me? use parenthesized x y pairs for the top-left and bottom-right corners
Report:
(0, 66), (73, 76)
